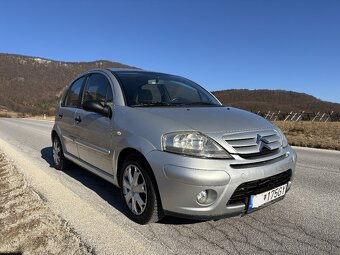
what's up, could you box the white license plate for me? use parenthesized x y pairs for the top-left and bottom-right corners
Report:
(248, 184), (287, 210)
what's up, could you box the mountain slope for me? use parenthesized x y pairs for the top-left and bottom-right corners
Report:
(0, 53), (339, 116)
(0, 53), (136, 115)
(212, 89), (340, 113)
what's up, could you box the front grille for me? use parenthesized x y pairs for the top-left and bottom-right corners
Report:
(224, 129), (281, 155)
(227, 169), (292, 207)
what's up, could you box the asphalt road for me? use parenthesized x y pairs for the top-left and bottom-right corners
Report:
(0, 118), (339, 255)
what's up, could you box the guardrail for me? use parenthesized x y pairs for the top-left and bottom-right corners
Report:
(253, 111), (340, 122)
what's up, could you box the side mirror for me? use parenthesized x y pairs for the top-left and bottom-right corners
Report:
(83, 100), (112, 118)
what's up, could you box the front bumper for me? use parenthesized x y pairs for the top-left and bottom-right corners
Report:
(145, 146), (297, 219)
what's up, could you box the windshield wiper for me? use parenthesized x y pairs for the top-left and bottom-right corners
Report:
(130, 102), (174, 107)
(130, 101), (220, 107)
(178, 102), (219, 106)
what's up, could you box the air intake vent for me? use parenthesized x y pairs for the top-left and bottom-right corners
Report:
(227, 169), (292, 207)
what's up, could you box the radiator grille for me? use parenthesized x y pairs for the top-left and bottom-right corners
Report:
(224, 129), (281, 156)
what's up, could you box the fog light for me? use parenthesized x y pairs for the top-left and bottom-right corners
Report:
(196, 190), (208, 204)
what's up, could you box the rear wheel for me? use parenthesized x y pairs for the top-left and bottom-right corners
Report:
(120, 153), (164, 224)
(52, 136), (68, 171)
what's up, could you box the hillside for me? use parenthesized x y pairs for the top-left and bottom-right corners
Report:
(0, 53), (136, 115)
(212, 89), (340, 113)
(0, 53), (339, 116)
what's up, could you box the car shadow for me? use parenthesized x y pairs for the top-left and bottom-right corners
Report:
(41, 146), (205, 225)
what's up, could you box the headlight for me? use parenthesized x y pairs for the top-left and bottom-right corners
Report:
(276, 128), (288, 148)
(162, 132), (233, 159)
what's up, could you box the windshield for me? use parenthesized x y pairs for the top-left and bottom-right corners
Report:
(113, 71), (221, 107)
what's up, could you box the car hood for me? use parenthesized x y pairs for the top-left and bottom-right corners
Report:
(136, 106), (274, 133)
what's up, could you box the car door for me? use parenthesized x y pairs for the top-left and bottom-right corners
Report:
(75, 73), (114, 174)
(57, 76), (86, 158)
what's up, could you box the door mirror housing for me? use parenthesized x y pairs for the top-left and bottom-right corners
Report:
(83, 100), (112, 118)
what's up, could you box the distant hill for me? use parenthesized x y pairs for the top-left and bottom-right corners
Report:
(0, 53), (136, 115)
(212, 89), (340, 113)
(0, 53), (339, 116)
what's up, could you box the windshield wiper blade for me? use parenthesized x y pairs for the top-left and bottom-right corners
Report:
(181, 102), (218, 106)
(130, 102), (173, 107)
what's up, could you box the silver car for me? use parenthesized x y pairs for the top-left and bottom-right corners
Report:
(52, 68), (297, 224)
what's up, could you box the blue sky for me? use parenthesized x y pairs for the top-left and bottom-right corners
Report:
(1, 0), (339, 103)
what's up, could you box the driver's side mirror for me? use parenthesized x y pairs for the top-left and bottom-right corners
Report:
(83, 100), (112, 118)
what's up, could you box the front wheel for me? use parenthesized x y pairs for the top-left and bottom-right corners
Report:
(120, 154), (164, 224)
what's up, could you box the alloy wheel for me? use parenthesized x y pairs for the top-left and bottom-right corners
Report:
(53, 139), (61, 166)
(122, 164), (147, 215)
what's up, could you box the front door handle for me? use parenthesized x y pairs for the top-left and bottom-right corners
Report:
(75, 116), (82, 123)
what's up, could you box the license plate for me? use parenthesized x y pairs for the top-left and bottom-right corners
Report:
(248, 184), (287, 210)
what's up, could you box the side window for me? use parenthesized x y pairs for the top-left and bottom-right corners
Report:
(83, 73), (113, 105)
(64, 77), (85, 107)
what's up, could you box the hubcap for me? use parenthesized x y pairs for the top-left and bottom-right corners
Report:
(53, 139), (61, 166)
(122, 164), (147, 215)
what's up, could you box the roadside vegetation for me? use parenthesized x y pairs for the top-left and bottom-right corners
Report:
(275, 121), (340, 150)
(0, 153), (93, 254)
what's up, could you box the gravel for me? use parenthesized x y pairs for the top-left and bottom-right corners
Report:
(0, 153), (93, 255)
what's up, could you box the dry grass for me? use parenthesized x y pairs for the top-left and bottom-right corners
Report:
(24, 115), (55, 121)
(0, 110), (17, 118)
(275, 121), (340, 151)
(0, 153), (93, 254)
(0, 110), (55, 121)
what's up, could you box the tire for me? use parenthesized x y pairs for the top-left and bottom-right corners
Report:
(120, 153), (164, 224)
(52, 136), (68, 171)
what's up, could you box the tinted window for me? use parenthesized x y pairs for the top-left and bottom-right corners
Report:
(64, 77), (85, 107)
(114, 72), (220, 107)
(83, 74), (113, 106)
(165, 82), (201, 102)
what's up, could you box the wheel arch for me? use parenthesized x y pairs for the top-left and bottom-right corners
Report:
(117, 148), (156, 187)
(117, 147), (164, 215)
(51, 130), (58, 142)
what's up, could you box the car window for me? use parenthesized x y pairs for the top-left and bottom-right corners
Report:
(137, 83), (162, 103)
(64, 76), (85, 107)
(83, 73), (113, 106)
(114, 72), (221, 107)
(164, 81), (201, 102)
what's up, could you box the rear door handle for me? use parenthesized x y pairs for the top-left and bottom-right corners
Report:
(75, 116), (82, 123)
(58, 114), (63, 119)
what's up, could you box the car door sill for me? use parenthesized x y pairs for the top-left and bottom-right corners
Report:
(64, 152), (115, 183)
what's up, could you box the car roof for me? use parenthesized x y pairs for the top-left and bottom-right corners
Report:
(107, 68), (142, 72)
(83, 68), (183, 79)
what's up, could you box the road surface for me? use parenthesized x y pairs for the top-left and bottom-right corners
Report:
(0, 118), (339, 255)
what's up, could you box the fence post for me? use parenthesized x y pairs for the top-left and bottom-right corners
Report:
(284, 112), (292, 121)
(274, 111), (280, 121)
(296, 111), (304, 122)
(291, 112), (297, 121)
(325, 111), (333, 122)
(319, 113), (325, 122)
(265, 111), (270, 119)
(312, 112), (320, 122)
